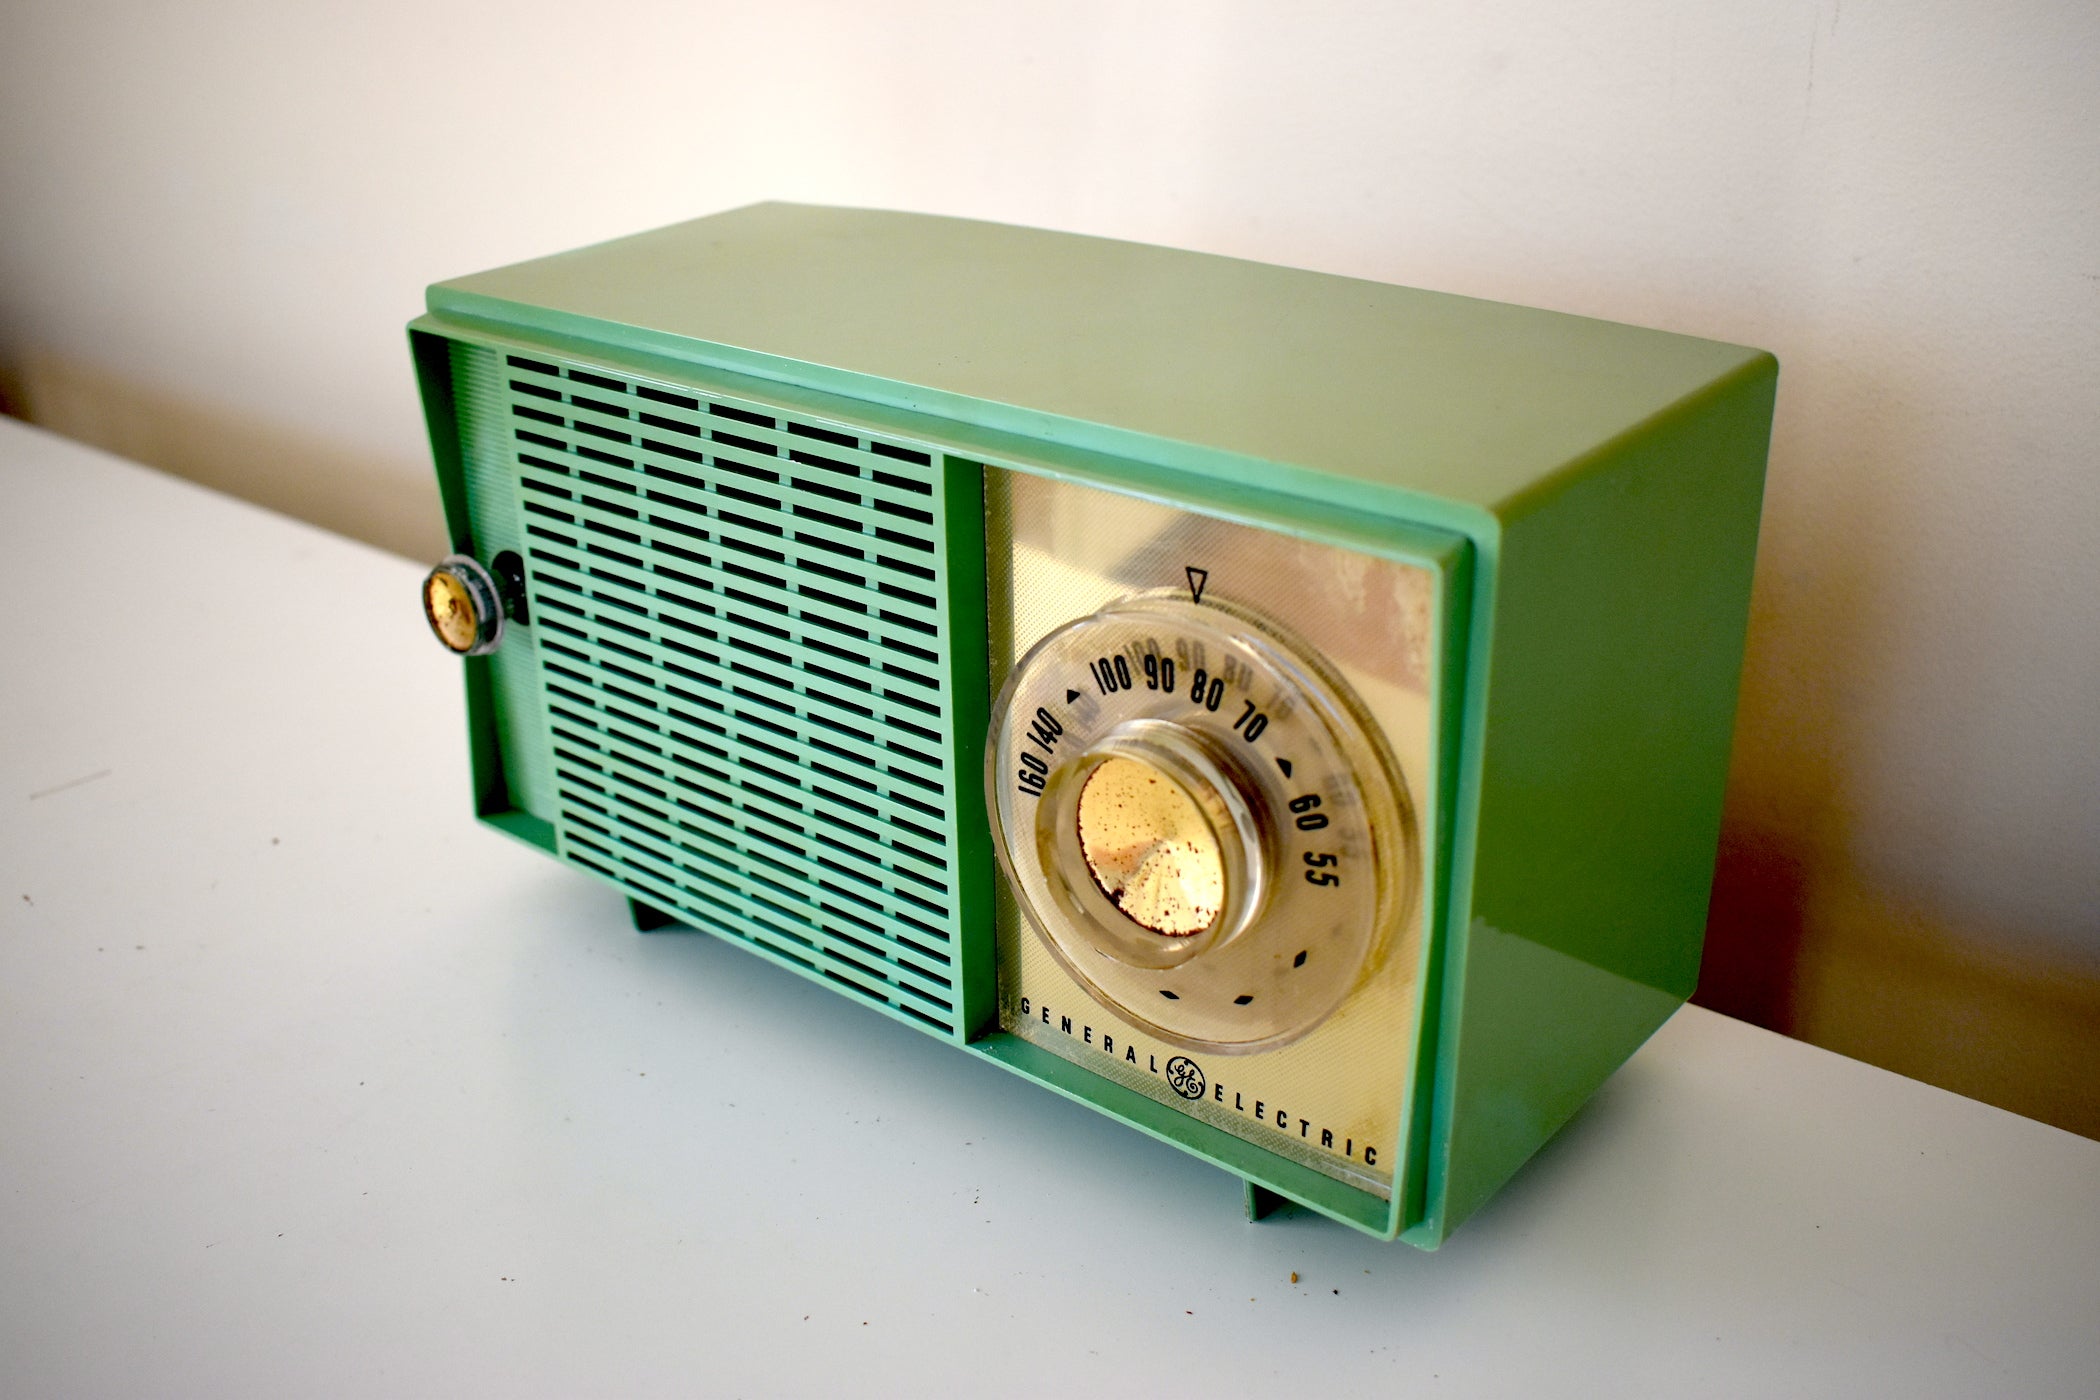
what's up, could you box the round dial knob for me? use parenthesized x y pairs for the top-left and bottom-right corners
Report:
(421, 554), (505, 656)
(988, 591), (1416, 1054)
(1075, 753), (1225, 938)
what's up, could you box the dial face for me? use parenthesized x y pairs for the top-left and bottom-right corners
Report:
(988, 591), (1416, 1054)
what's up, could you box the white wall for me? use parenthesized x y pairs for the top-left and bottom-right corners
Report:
(3, 1), (2096, 977)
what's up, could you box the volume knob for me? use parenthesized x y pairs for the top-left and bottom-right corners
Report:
(421, 554), (505, 656)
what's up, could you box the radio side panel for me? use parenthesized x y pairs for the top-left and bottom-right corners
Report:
(1422, 352), (1780, 1243)
(411, 329), (559, 851)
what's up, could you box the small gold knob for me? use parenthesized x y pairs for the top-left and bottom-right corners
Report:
(1075, 754), (1226, 938)
(421, 554), (505, 656)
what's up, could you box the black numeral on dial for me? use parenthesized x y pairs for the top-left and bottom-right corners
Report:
(1189, 668), (1224, 711)
(1303, 850), (1340, 887)
(1232, 699), (1269, 743)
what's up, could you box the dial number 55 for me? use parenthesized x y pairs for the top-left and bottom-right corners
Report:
(1303, 851), (1341, 888)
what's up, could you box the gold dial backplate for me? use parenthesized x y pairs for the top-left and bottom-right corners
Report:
(986, 469), (1442, 1197)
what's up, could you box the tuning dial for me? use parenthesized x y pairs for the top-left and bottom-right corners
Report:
(988, 592), (1415, 1054)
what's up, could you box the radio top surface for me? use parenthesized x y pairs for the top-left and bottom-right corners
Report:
(428, 201), (1770, 520)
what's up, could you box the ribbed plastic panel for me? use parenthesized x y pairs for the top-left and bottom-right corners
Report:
(490, 351), (973, 1037)
(453, 341), (559, 821)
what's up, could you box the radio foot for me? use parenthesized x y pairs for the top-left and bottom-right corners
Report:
(628, 898), (680, 933)
(1244, 1181), (1288, 1222)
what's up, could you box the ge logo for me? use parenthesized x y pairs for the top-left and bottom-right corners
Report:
(1165, 1055), (1206, 1100)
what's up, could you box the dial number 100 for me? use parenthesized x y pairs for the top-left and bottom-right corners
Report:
(1093, 652), (1182, 695)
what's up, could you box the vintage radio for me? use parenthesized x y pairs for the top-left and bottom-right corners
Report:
(411, 204), (1776, 1246)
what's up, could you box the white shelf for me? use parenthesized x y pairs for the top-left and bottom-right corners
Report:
(3, 416), (2096, 1397)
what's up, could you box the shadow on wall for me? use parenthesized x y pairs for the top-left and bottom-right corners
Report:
(1695, 819), (2100, 1140)
(0, 349), (447, 564)
(5, 345), (2097, 1141)
(1694, 825), (1810, 1038)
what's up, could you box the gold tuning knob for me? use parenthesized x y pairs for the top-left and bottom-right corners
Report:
(1075, 753), (1228, 939)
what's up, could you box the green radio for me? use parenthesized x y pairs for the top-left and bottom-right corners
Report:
(410, 204), (1776, 1246)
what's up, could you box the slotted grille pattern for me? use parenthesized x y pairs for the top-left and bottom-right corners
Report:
(491, 352), (971, 1035)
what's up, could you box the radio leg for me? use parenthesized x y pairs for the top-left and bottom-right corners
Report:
(628, 898), (679, 933)
(1244, 1181), (1287, 1222)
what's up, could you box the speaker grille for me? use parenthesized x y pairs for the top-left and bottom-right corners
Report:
(491, 352), (974, 1036)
